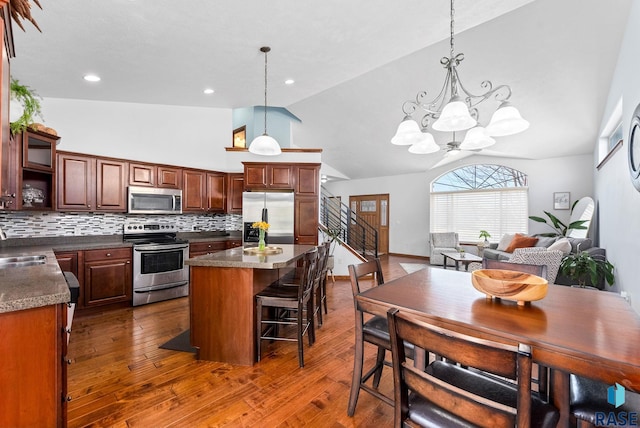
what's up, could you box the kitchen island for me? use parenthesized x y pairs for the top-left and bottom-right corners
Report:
(185, 244), (315, 365)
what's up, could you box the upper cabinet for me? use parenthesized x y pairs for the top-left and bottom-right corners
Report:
(57, 152), (128, 212)
(129, 163), (182, 189)
(157, 165), (182, 189)
(182, 169), (227, 213)
(7, 130), (60, 211)
(244, 163), (292, 190)
(227, 173), (244, 214)
(293, 164), (320, 196)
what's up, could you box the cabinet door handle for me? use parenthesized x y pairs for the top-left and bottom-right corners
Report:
(87, 204), (91, 209)
(106, 253), (112, 257)
(65, 395), (72, 402)
(66, 358), (72, 365)
(97, 204), (101, 208)
(126, 260), (130, 264)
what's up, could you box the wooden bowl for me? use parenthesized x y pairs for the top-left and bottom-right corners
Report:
(471, 269), (548, 306)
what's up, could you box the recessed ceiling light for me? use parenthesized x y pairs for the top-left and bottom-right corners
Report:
(284, 79), (295, 85)
(83, 74), (101, 82)
(203, 88), (215, 94)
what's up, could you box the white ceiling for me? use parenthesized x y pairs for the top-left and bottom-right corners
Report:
(9, 0), (632, 180)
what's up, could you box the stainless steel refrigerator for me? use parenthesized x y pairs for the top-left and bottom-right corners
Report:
(242, 191), (295, 245)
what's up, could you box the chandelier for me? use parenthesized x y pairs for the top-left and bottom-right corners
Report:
(391, 0), (529, 155)
(249, 46), (282, 156)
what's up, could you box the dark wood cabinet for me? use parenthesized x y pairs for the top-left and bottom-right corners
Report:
(183, 169), (207, 212)
(82, 247), (132, 308)
(57, 152), (127, 212)
(226, 239), (242, 249)
(129, 162), (155, 187)
(227, 173), (244, 214)
(55, 251), (78, 278)
(0, 14), (10, 207)
(295, 195), (319, 245)
(0, 303), (67, 428)
(157, 165), (182, 189)
(293, 164), (320, 196)
(207, 172), (226, 212)
(96, 158), (128, 211)
(244, 163), (292, 190)
(189, 240), (227, 257)
(57, 152), (95, 211)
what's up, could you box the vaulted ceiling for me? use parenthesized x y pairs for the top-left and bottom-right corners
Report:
(9, 0), (632, 179)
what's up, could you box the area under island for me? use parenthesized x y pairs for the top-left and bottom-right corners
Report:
(185, 244), (316, 366)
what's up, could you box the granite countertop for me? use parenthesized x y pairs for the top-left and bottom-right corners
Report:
(0, 247), (70, 313)
(0, 231), (243, 314)
(186, 244), (315, 269)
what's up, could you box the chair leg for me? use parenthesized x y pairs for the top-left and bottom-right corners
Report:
(348, 330), (365, 417)
(256, 298), (263, 362)
(372, 346), (386, 388)
(315, 285), (323, 327)
(297, 303), (305, 368)
(322, 277), (328, 314)
(307, 298), (315, 345)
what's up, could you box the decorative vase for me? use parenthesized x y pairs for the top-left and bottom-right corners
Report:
(258, 229), (266, 251)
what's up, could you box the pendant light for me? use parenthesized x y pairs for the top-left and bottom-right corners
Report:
(249, 46), (282, 156)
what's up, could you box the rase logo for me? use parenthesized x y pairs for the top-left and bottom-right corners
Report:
(594, 383), (639, 426)
(609, 383), (626, 408)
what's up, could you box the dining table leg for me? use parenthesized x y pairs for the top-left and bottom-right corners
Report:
(550, 368), (571, 428)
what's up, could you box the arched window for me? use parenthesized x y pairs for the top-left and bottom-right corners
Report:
(431, 165), (529, 242)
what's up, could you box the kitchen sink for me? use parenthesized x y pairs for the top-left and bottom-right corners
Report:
(0, 255), (47, 269)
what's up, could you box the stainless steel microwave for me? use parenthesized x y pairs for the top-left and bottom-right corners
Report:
(128, 186), (182, 214)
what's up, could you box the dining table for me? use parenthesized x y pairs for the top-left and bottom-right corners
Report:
(355, 267), (640, 427)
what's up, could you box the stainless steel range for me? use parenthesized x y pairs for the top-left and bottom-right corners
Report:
(123, 220), (189, 306)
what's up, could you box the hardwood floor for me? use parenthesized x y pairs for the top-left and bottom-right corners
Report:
(67, 254), (425, 427)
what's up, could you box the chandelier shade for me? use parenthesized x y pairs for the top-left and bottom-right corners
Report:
(249, 46), (282, 156)
(432, 96), (477, 132)
(408, 132), (440, 154)
(460, 126), (495, 150)
(485, 101), (530, 137)
(391, 0), (527, 156)
(391, 117), (422, 146)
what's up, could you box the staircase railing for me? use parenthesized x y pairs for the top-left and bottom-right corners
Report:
(320, 187), (378, 259)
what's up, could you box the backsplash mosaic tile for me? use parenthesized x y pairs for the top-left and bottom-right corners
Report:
(0, 212), (242, 239)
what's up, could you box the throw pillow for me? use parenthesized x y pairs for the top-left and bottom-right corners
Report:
(497, 233), (516, 251)
(535, 236), (558, 248)
(567, 237), (592, 253)
(548, 238), (571, 255)
(505, 233), (539, 253)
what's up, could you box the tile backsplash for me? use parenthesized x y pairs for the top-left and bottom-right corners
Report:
(0, 211), (242, 239)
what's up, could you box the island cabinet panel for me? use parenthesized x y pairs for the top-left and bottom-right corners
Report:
(182, 169), (207, 212)
(157, 165), (182, 189)
(95, 158), (128, 211)
(82, 247), (132, 308)
(227, 173), (244, 213)
(0, 304), (67, 428)
(295, 195), (319, 245)
(129, 162), (156, 187)
(243, 163), (292, 190)
(206, 172), (226, 212)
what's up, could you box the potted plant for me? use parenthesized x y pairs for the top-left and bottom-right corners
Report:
(322, 227), (343, 271)
(479, 230), (491, 245)
(529, 206), (588, 237)
(559, 251), (615, 289)
(10, 78), (43, 135)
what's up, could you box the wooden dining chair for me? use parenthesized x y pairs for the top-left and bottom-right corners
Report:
(387, 308), (560, 428)
(255, 247), (318, 367)
(482, 257), (549, 397)
(482, 258), (547, 279)
(347, 258), (392, 416)
(313, 242), (329, 327)
(570, 374), (640, 427)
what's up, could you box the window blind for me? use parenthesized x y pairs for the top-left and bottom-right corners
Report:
(430, 187), (529, 242)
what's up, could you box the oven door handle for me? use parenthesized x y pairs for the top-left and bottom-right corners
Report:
(134, 243), (189, 252)
(134, 281), (189, 293)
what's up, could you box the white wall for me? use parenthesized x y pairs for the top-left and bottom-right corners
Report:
(595, 0), (640, 312)
(41, 98), (233, 171)
(325, 154), (593, 263)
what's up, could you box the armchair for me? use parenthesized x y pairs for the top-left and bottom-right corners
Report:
(429, 232), (459, 266)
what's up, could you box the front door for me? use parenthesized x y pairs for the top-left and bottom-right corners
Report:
(348, 194), (389, 255)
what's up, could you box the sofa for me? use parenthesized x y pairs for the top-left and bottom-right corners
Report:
(483, 234), (607, 288)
